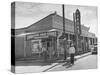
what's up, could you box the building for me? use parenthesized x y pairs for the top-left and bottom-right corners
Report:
(12, 12), (97, 60)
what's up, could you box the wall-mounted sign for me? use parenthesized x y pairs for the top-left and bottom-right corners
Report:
(26, 31), (56, 40)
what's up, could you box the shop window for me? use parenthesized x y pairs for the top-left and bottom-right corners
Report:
(31, 40), (41, 54)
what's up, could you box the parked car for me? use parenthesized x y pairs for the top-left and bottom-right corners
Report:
(91, 44), (97, 54)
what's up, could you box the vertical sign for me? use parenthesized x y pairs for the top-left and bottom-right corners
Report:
(75, 9), (81, 35)
(73, 13), (76, 34)
(73, 13), (78, 53)
(73, 9), (82, 54)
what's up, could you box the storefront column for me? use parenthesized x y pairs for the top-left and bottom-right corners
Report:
(94, 38), (95, 44)
(56, 31), (60, 57)
(94, 38), (97, 44)
(87, 37), (89, 52)
(91, 38), (93, 45)
(92, 38), (93, 45)
(83, 36), (85, 52)
(68, 33), (70, 40)
(84, 37), (86, 53)
(38, 40), (41, 57)
(81, 36), (84, 53)
(24, 35), (26, 58)
(91, 38), (92, 45)
(92, 38), (94, 45)
(56, 31), (59, 57)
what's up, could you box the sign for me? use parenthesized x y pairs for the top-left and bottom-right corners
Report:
(26, 31), (56, 40)
(75, 9), (81, 35)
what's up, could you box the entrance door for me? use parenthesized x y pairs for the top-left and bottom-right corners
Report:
(31, 40), (41, 58)
(42, 37), (56, 59)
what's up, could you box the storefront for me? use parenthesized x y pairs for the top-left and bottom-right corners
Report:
(20, 31), (58, 60)
(15, 12), (97, 60)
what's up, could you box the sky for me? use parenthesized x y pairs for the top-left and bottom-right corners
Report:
(13, 2), (98, 36)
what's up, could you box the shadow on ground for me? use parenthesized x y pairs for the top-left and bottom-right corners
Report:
(15, 57), (77, 67)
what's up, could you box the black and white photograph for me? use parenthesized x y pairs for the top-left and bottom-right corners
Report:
(11, 1), (98, 73)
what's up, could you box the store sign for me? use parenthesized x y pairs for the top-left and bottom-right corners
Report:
(26, 31), (56, 40)
(27, 35), (35, 40)
(75, 9), (81, 35)
(48, 31), (56, 36)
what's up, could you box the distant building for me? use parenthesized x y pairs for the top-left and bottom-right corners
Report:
(12, 12), (97, 59)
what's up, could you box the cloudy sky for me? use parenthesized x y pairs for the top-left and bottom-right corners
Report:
(14, 2), (98, 36)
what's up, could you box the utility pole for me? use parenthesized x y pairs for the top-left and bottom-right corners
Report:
(62, 4), (65, 33)
(62, 4), (66, 60)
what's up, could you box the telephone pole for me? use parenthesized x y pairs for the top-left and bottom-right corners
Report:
(62, 4), (66, 60)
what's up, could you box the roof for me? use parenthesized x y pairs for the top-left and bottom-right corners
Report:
(15, 12), (94, 37)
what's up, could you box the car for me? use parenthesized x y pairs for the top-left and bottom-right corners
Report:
(91, 44), (97, 54)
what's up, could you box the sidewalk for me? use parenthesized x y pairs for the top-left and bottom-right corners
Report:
(75, 52), (91, 59)
(43, 52), (91, 72)
(15, 52), (91, 73)
(15, 62), (58, 73)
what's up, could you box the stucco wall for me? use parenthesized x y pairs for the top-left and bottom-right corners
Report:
(15, 36), (24, 59)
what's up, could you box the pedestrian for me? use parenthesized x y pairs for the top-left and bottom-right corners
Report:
(69, 43), (75, 65)
(42, 46), (48, 62)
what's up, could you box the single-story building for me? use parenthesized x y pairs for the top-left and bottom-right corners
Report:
(12, 12), (97, 59)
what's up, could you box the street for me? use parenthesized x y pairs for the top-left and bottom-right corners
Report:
(47, 55), (97, 72)
(15, 53), (97, 73)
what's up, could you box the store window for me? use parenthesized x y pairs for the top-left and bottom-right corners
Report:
(31, 40), (41, 54)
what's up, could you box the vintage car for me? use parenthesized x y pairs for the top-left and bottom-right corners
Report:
(91, 44), (97, 54)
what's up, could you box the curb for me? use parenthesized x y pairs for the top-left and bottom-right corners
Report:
(75, 52), (91, 60)
(42, 63), (61, 72)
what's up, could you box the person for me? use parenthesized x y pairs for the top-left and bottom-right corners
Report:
(69, 43), (75, 65)
(42, 46), (48, 61)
